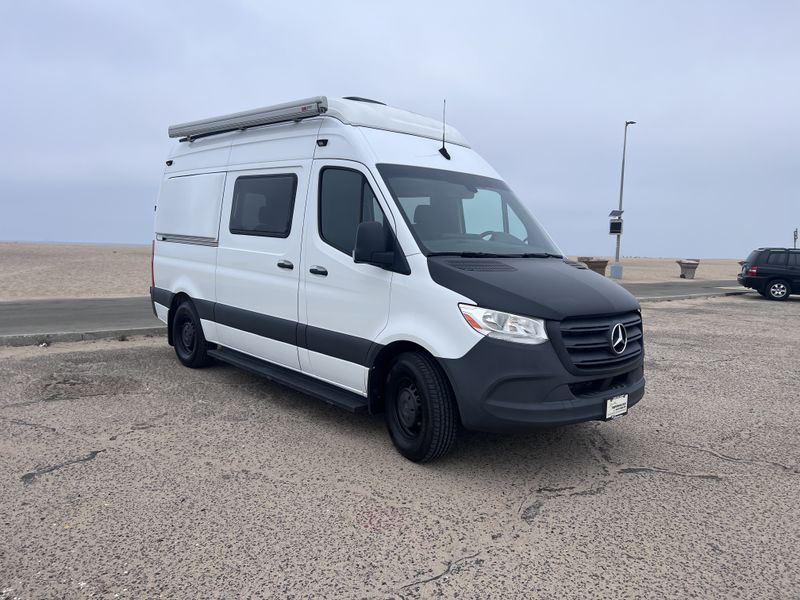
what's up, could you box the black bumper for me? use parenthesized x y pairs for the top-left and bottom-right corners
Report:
(440, 337), (645, 433)
(737, 275), (766, 291)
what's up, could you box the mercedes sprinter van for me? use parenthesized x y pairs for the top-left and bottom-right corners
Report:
(151, 96), (645, 462)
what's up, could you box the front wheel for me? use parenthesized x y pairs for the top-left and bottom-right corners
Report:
(766, 279), (790, 301)
(172, 300), (213, 368)
(384, 352), (458, 463)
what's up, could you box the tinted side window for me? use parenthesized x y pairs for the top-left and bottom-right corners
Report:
(789, 252), (800, 267)
(319, 168), (385, 255)
(230, 174), (297, 237)
(766, 252), (787, 266)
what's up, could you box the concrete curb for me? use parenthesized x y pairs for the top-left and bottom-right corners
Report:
(638, 290), (754, 303)
(0, 326), (167, 347)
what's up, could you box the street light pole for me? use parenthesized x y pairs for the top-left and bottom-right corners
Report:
(610, 120), (636, 280)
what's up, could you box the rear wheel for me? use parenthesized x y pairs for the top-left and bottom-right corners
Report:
(766, 279), (790, 301)
(384, 352), (458, 463)
(172, 300), (213, 368)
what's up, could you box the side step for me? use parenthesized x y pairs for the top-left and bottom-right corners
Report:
(207, 348), (369, 413)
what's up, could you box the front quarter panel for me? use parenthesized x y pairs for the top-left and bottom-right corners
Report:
(377, 254), (482, 359)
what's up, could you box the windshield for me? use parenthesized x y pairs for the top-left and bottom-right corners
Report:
(377, 164), (562, 257)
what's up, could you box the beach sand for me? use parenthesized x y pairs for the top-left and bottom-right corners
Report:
(570, 256), (742, 283)
(0, 242), (150, 301)
(0, 242), (742, 301)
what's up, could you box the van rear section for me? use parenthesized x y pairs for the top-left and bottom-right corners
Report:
(151, 96), (645, 462)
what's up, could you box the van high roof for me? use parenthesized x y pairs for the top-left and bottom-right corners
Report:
(168, 96), (470, 147)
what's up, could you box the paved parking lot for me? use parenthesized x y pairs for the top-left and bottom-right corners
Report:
(1, 295), (798, 598)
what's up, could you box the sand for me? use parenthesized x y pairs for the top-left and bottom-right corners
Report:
(0, 242), (741, 302)
(0, 242), (150, 301)
(570, 256), (742, 283)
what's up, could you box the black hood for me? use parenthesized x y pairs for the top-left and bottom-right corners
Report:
(427, 256), (639, 321)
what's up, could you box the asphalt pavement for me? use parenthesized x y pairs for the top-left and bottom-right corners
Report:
(0, 297), (162, 345)
(1, 294), (797, 597)
(0, 279), (746, 344)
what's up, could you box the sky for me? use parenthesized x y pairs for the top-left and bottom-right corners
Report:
(1, 0), (798, 258)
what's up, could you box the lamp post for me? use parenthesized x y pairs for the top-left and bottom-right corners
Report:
(610, 120), (636, 280)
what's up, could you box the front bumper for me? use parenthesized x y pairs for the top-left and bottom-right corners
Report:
(440, 336), (645, 433)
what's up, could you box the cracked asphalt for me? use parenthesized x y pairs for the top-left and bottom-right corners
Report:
(1, 295), (798, 598)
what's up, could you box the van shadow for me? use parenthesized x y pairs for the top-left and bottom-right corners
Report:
(206, 361), (624, 481)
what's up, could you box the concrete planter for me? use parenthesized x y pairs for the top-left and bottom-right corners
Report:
(676, 259), (700, 279)
(577, 256), (609, 276)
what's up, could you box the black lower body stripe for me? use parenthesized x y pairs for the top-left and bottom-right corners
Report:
(215, 303), (297, 347)
(150, 287), (378, 367)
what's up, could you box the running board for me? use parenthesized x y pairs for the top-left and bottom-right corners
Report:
(207, 348), (368, 413)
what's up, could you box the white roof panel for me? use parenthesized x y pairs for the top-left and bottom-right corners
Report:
(326, 98), (470, 148)
(167, 96), (470, 147)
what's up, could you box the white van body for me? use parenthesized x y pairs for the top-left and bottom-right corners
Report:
(152, 97), (645, 462)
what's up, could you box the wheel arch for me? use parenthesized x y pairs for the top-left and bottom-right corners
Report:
(367, 340), (461, 424)
(166, 291), (193, 347)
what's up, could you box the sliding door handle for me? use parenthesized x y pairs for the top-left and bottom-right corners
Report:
(309, 265), (328, 276)
(277, 260), (294, 270)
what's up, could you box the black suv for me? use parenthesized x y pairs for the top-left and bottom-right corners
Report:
(738, 248), (800, 300)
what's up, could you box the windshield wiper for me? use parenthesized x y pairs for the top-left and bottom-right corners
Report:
(428, 251), (508, 258)
(428, 251), (564, 259)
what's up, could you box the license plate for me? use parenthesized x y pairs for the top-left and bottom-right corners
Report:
(606, 394), (628, 419)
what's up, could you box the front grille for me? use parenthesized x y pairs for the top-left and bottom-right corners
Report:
(555, 311), (643, 372)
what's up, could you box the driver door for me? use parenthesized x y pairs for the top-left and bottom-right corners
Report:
(299, 160), (394, 395)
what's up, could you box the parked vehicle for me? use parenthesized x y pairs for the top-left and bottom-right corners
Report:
(151, 96), (645, 462)
(738, 248), (800, 300)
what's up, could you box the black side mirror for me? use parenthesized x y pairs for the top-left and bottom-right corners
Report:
(354, 221), (394, 268)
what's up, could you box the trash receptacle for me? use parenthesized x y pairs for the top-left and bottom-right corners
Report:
(676, 259), (700, 279)
(578, 256), (609, 276)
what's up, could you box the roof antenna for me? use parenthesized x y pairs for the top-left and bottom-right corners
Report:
(439, 99), (451, 160)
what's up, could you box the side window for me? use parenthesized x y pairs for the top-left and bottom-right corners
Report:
(788, 252), (800, 267)
(319, 168), (386, 255)
(766, 252), (787, 266)
(229, 174), (297, 238)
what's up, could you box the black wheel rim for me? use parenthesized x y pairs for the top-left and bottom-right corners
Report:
(176, 315), (196, 358)
(394, 377), (423, 438)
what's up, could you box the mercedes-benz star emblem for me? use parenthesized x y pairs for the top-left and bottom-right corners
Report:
(610, 323), (628, 355)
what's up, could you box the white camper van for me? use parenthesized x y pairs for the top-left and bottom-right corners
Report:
(152, 96), (645, 462)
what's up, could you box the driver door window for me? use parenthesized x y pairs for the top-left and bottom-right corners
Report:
(319, 167), (385, 255)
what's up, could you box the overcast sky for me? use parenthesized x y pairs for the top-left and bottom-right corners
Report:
(1, 1), (798, 257)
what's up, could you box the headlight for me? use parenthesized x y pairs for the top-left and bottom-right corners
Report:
(458, 304), (549, 345)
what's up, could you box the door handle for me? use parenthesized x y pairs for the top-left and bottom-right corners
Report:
(277, 260), (294, 270)
(309, 265), (328, 276)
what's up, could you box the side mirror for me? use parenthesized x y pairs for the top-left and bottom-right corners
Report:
(354, 221), (394, 268)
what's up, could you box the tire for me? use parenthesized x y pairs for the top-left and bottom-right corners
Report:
(384, 352), (458, 463)
(766, 279), (791, 301)
(172, 300), (213, 368)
